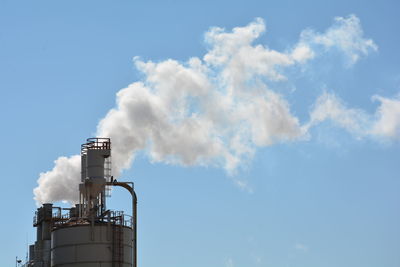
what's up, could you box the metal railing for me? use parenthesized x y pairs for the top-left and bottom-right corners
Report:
(45, 209), (133, 229)
(81, 137), (111, 155)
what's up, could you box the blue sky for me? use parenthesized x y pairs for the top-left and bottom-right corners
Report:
(1, 1), (399, 266)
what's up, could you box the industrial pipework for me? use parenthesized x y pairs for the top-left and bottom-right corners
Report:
(28, 138), (137, 267)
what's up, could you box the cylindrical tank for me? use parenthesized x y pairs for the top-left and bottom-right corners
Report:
(51, 224), (133, 267)
(86, 149), (110, 179)
(34, 240), (51, 267)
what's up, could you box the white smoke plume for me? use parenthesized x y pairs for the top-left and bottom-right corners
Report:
(371, 95), (400, 139)
(34, 15), (396, 205)
(304, 92), (400, 141)
(306, 91), (371, 135)
(34, 156), (81, 204)
(296, 14), (378, 65)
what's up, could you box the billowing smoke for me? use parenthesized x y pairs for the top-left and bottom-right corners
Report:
(35, 156), (81, 204)
(371, 95), (400, 139)
(34, 15), (398, 205)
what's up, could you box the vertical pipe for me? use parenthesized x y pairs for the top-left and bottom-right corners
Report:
(91, 214), (95, 241)
(107, 211), (111, 241)
(133, 191), (137, 267)
(106, 181), (137, 267)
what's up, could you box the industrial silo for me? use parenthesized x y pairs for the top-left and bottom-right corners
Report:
(29, 138), (137, 267)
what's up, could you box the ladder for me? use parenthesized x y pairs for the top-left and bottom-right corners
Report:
(112, 214), (124, 267)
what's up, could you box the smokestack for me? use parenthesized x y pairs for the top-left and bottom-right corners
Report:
(29, 138), (137, 267)
(79, 138), (111, 217)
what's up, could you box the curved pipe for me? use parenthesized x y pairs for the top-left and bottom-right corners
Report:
(106, 181), (137, 267)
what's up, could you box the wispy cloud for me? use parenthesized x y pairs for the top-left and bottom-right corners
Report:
(296, 14), (378, 66)
(306, 91), (371, 136)
(305, 91), (400, 142)
(232, 178), (254, 194)
(295, 243), (309, 252)
(225, 258), (234, 267)
(371, 94), (400, 139)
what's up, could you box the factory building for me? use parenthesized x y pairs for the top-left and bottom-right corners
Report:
(27, 138), (137, 267)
